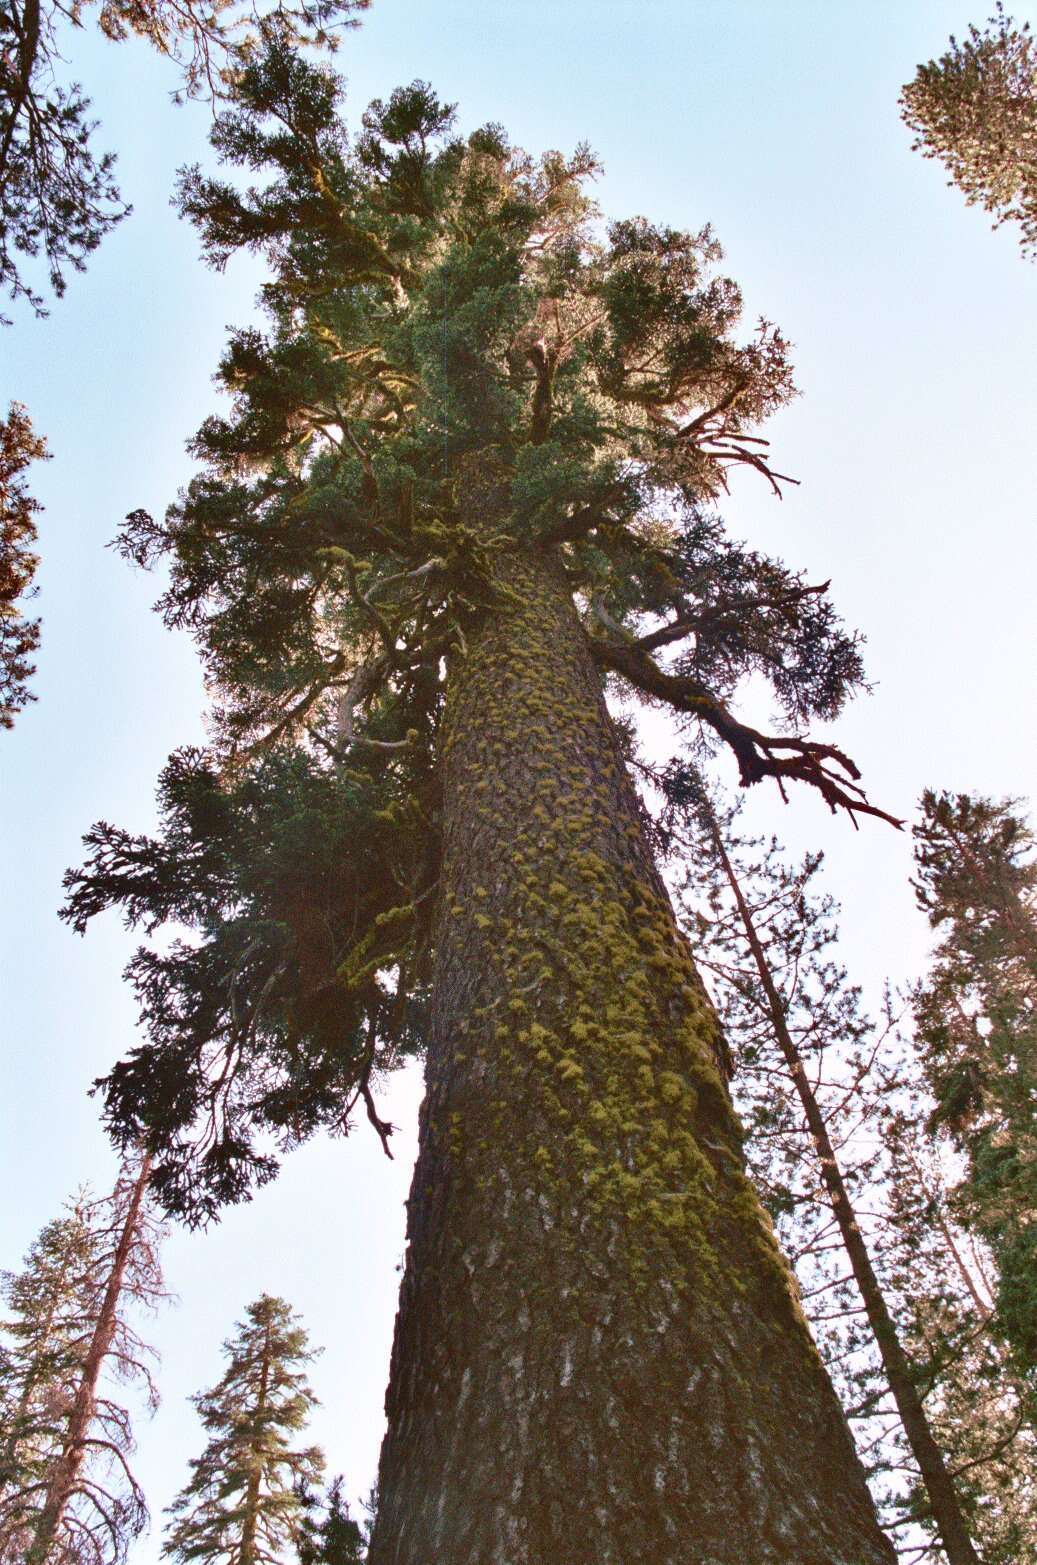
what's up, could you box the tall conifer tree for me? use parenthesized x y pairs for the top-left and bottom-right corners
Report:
(65, 34), (900, 1560)
(0, 1202), (96, 1560)
(163, 1295), (323, 1565)
(0, 1155), (165, 1564)
(661, 773), (981, 1562)
(296, 1478), (365, 1565)
(912, 789), (1037, 1379)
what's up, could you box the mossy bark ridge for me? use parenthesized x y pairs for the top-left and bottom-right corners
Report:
(368, 462), (893, 1565)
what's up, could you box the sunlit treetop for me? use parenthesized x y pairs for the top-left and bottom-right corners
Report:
(64, 33), (895, 1223)
(901, 3), (1037, 258)
(0, 403), (46, 727)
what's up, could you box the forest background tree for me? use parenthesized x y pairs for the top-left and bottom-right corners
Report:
(0, 1199), (97, 1561)
(911, 789), (1037, 1387)
(296, 1477), (366, 1565)
(0, 401), (45, 727)
(901, 4), (1037, 258)
(878, 1102), (1036, 1564)
(61, 32), (903, 1562)
(0, 1154), (166, 1564)
(660, 771), (980, 1565)
(163, 1294), (323, 1565)
(661, 774), (1037, 1563)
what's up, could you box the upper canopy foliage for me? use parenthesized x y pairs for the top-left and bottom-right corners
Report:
(901, 4), (1037, 259)
(65, 32), (891, 1222)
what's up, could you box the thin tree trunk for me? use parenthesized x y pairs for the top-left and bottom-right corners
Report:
(239, 1317), (271, 1565)
(708, 819), (981, 1565)
(368, 460), (893, 1565)
(25, 1157), (150, 1565)
(897, 1140), (993, 1320)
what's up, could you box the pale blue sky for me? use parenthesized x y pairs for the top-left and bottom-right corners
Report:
(2, 2), (1035, 1555)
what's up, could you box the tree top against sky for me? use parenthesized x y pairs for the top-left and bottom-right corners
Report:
(901, 3), (1037, 258)
(58, 29), (903, 1225)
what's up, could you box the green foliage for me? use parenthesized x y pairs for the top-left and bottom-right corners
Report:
(0, 402), (46, 727)
(0, 0), (369, 317)
(877, 1110), (1037, 1565)
(63, 745), (434, 1224)
(163, 1294), (324, 1565)
(0, 3), (126, 319)
(67, 31), (886, 1222)
(296, 1477), (365, 1565)
(912, 789), (1037, 1374)
(901, 4), (1037, 257)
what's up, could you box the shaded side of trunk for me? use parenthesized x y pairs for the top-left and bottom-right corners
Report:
(25, 1158), (150, 1565)
(711, 823), (981, 1565)
(368, 469), (893, 1565)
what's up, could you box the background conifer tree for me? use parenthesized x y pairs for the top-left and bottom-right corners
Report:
(0, 402), (46, 728)
(296, 1477), (365, 1565)
(0, 0), (370, 318)
(0, 1154), (165, 1564)
(0, 1201), (97, 1560)
(662, 771), (980, 1564)
(901, 4), (1037, 258)
(664, 771), (1037, 1561)
(64, 33), (901, 1560)
(163, 1294), (323, 1565)
(911, 789), (1037, 1381)
(877, 1106), (1036, 1564)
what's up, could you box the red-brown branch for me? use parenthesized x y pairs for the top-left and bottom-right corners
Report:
(589, 633), (902, 829)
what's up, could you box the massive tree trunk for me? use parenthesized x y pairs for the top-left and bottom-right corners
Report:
(368, 465), (894, 1565)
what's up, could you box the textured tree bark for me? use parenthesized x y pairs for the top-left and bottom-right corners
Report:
(368, 466), (895, 1565)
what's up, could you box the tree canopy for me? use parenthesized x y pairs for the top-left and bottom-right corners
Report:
(901, 4), (1037, 258)
(59, 30), (897, 1226)
(0, 0), (370, 316)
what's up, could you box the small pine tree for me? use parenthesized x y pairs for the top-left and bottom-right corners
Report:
(662, 769), (1037, 1559)
(901, 4), (1037, 258)
(878, 1107), (1037, 1565)
(296, 1477), (365, 1565)
(164, 1295), (324, 1565)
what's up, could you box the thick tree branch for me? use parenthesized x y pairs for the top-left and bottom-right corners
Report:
(636, 580), (830, 653)
(589, 632), (902, 828)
